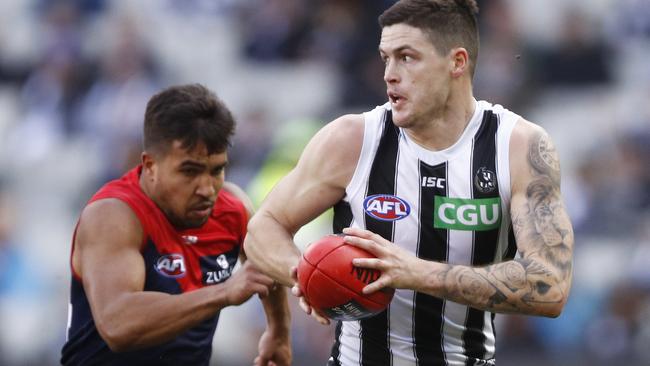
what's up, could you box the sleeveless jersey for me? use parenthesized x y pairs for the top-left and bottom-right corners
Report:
(329, 100), (520, 366)
(61, 166), (247, 366)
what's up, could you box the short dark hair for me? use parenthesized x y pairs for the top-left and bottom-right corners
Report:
(379, 0), (479, 77)
(143, 84), (235, 156)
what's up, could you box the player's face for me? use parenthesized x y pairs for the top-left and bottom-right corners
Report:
(379, 24), (453, 128)
(144, 140), (227, 229)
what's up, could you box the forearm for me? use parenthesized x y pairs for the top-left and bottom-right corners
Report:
(96, 285), (229, 351)
(245, 211), (301, 286)
(261, 285), (291, 335)
(417, 257), (566, 317)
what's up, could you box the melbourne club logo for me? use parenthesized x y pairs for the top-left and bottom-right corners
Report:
(215, 254), (229, 269)
(155, 254), (186, 278)
(203, 253), (235, 285)
(363, 194), (411, 221)
(474, 167), (497, 193)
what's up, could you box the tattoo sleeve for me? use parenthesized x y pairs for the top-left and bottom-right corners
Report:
(435, 131), (574, 316)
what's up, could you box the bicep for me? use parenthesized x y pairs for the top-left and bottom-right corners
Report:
(75, 199), (146, 316)
(259, 165), (345, 235)
(509, 124), (574, 285)
(257, 115), (362, 234)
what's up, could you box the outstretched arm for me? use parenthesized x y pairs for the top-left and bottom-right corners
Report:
(76, 199), (274, 352)
(244, 115), (364, 326)
(225, 182), (292, 366)
(244, 114), (364, 286)
(348, 120), (573, 317)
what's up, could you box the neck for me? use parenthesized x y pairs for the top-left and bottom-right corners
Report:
(405, 87), (476, 151)
(139, 168), (154, 200)
(138, 168), (181, 228)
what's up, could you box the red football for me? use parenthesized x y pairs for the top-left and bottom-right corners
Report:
(297, 234), (395, 321)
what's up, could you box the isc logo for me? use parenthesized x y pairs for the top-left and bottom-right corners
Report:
(363, 194), (411, 221)
(155, 254), (186, 278)
(421, 176), (446, 189)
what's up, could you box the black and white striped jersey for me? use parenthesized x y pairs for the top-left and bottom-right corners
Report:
(329, 100), (520, 366)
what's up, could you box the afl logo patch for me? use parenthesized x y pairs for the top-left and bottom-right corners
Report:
(474, 167), (497, 193)
(363, 194), (411, 221)
(155, 254), (186, 278)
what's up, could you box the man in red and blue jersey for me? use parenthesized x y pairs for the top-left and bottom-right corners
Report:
(61, 84), (291, 366)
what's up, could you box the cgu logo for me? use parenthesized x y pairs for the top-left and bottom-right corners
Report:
(363, 194), (411, 221)
(434, 196), (501, 231)
(155, 254), (186, 278)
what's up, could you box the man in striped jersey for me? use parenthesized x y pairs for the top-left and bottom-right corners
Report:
(244, 0), (574, 365)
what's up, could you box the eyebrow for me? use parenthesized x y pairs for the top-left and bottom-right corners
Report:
(379, 45), (416, 54)
(179, 161), (206, 169)
(179, 160), (228, 170)
(213, 161), (228, 170)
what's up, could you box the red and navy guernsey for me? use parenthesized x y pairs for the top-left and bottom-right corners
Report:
(61, 166), (247, 366)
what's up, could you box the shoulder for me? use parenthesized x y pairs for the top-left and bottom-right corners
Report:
(315, 113), (364, 147)
(511, 117), (545, 140)
(90, 168), (152, 216)
(510, 118), (558, 163)
(74, 198), (145, 277)
(510, 118), (541, 153)
(78, 198), (144, 242)
(300, 114), (364, 165)
(295, 113), (365, 188)
(509, 118), (562, 190)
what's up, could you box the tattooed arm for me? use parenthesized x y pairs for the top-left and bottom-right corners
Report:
(346, 119), (573, 317)
(431, 120), (573, 317)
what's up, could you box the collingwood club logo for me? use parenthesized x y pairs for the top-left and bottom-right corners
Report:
(474, 167), (496, 193)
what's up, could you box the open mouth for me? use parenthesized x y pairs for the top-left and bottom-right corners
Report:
(388, 91), (406, 105)
(190, 202), (214, 217)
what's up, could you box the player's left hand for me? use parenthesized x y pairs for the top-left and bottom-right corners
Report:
(290, 266), (331, 325)
(254, 327), (291, 366)
(343, 227), (423, 294)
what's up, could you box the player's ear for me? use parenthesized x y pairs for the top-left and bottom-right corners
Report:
(141, 151), (155, 175)
(450, 47), (469, 78)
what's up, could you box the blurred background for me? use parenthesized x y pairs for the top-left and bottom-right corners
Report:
(0, 0), (649, 365)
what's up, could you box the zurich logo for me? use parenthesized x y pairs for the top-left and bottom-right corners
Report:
(363, 194), (411, 221)
(155, 254), (186, 278)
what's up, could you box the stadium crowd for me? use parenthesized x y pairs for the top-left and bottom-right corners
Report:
(0, 0), (648, 365)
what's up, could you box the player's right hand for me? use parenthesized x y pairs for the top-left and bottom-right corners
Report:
(224, 261), (275, 306)
(290, 266), (330, 325)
